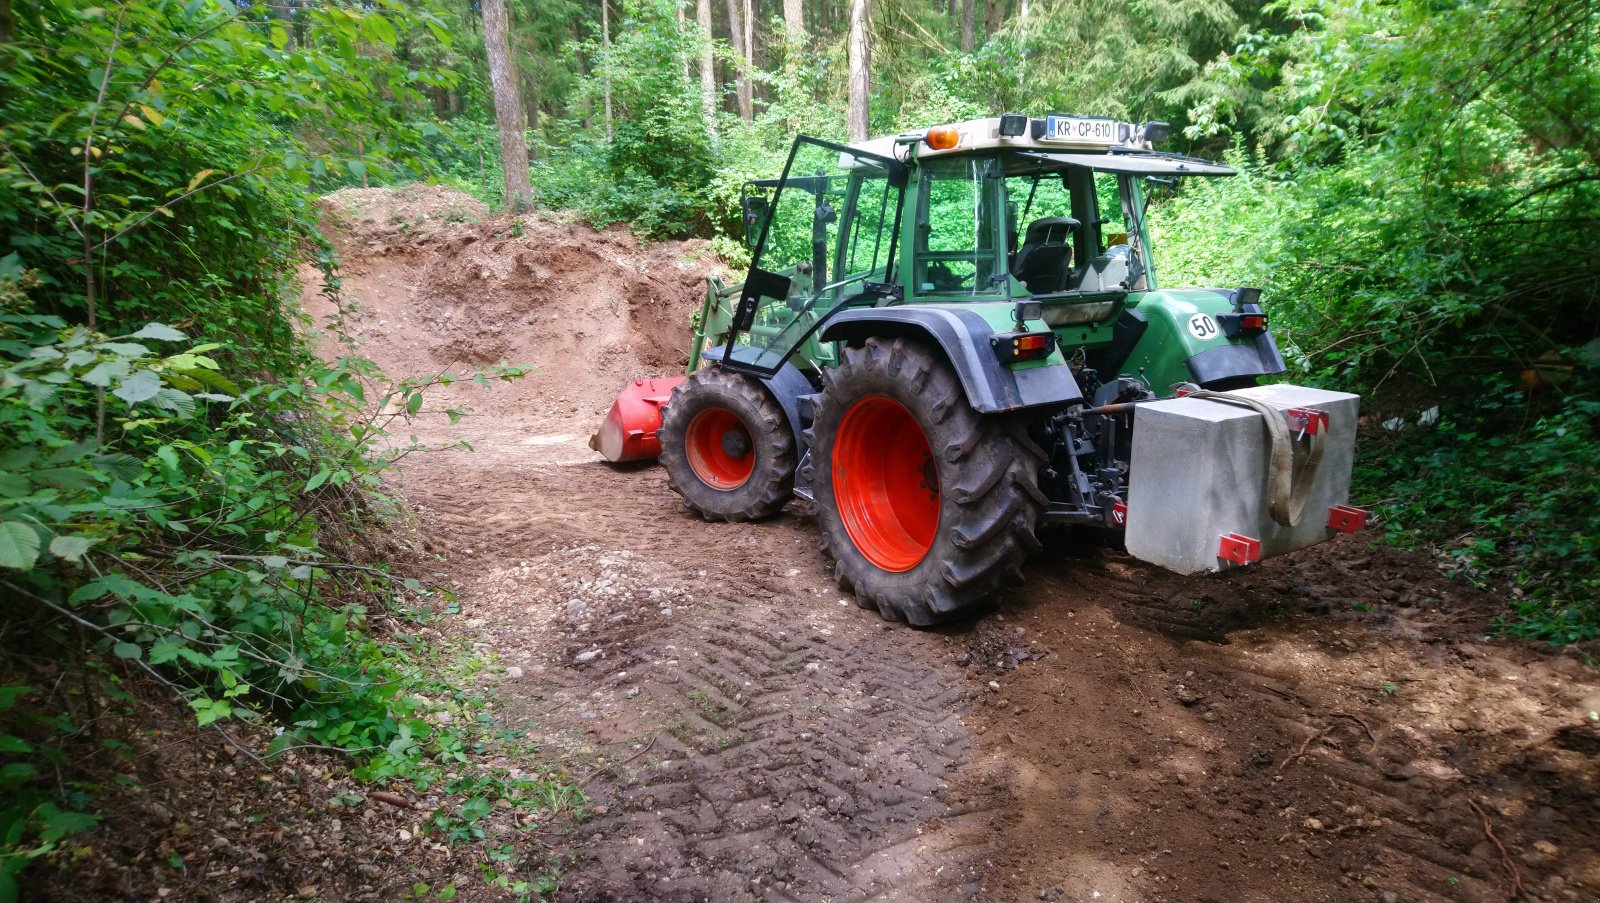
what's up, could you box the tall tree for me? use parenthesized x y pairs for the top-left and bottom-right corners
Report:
(482, 0), (532, 206)
(696, 0), (719, 140)
(677, 0), (691, 81)
(601, 0), (614, 140)
(847, 0), (871, 140)
(984, 0), (1005, 39)
(960, 0), (976, 51)
(783, 0), (804, 41)
(724, 0), (753, 119)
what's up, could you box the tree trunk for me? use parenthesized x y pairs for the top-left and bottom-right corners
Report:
(696, 0), (719, 141)
(847, 0), (871, 142)
(783, 0), (804, 42)
(960, 0), (975, 51)
(481, 0), (532, 207)
(743, 0), (756, 105)
(268, 0), (295, 51)
(522, 70), (540, 155)
(724, 0), (753, 120)
(601, 0), (614, 140)
(678, 0), (691, 81)
(985, 0), (1007, 39)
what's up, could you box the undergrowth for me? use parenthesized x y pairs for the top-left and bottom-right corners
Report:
(1355, 377), (1600, 644)
(0, 1), (578, 899)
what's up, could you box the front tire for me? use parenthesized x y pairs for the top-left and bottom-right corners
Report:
(804, 337), (1047, 625)
(659, 366), (796, 521)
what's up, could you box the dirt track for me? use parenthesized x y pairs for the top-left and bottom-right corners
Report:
(310, 187), (1600, 903)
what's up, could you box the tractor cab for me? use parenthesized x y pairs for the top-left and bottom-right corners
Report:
(717, 116), (1241, 390)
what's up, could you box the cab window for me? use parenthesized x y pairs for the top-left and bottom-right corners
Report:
(914, 157), (1003, 296)
(1094, 173), (1128, 254)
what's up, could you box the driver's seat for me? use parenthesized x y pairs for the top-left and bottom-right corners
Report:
(1013, 217), (1078, 294)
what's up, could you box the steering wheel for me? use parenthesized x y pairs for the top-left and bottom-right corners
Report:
(927, 261), (972, 291)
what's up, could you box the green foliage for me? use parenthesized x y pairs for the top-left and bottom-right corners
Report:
(1150, 0), (1599, 637)
(1356, 380), (1599, 643)
(531, 0), (717, 237)
(0, 0), (576, 895)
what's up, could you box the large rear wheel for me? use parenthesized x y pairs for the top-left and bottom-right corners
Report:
(804, 337), (1047, 625)
(659, 366), (796, 521)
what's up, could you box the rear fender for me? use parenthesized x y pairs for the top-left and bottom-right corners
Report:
(819, 307), (1084, 413)
(1122, 289), (1287, 391)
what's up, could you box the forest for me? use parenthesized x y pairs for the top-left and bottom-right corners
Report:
(0, 0), (1597, 899)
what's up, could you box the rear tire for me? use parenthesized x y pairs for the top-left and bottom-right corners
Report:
(659, 366), (796, 521)
(803, 337), (1047, 625)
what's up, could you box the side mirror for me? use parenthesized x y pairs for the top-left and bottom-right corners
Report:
(741, 195), (770, 248)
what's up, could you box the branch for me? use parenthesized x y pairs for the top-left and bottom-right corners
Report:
(89, 164), (267, 252)
(82, 2), (127, 210)
(4, 579), (265, 765)
(1493, 172), (1600, 219)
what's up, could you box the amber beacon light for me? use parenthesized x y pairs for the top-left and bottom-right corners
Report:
(924, 125), (960, 150)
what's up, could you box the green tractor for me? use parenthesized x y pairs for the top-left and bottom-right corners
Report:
(593, 114), (1366, 625)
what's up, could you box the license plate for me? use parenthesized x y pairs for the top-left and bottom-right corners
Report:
(1044, 116), (1120, 145)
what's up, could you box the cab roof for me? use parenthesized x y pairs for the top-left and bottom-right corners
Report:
(848, 115), (1235, 177)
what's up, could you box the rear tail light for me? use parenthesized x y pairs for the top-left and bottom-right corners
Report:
(1218, 311), (1269, 337)
(990, 330), (1056, 363)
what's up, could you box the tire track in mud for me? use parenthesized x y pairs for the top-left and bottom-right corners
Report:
(567, 602), (984, 903)
(409, 446), (998, 902)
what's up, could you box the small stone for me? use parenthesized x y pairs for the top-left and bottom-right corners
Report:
(1304, 817), (1324, 832)
(575, 649), (603, 664)
(955, 652), (972, 667)
(625, 686), (640, 698)
(433, 710), (453, 725)
(988, 681), (1001, 692)
(579, 710), (599, 720)
(567, 599), (587, 617)
(398, 829), (412, 842)
(1534, 840), (1560, 857)
(505, 666), (524, 679)
(1381, 893), (1399, 903)
(1175, 686), (1203, 707)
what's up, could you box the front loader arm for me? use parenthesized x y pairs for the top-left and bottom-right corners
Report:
(688, 274), (741, 374)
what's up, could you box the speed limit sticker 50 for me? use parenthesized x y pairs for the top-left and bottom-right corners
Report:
(1187, 313), (1219, 340)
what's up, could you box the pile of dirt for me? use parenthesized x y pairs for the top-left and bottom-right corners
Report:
(310, 187), (719, 419)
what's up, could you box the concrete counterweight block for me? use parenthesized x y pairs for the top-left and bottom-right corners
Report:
(1124, 384), (1360, 575)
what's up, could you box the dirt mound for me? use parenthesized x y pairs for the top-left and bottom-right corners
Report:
(310, 188), (718, 423)
(323, 183), (488, 238)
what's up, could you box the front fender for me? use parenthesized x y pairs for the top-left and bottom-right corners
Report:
(819, 306), (1083, 413)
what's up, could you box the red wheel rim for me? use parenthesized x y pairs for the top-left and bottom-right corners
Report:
(685, 407), (755, 490)
(832, 395), (940, 572)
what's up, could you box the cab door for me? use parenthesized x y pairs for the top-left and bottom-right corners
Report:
(722, 137), (907, 376)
